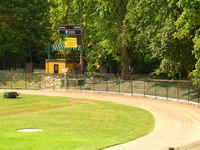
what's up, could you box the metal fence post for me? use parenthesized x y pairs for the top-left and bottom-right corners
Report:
(67, 76), (69, 91)
(106, 79), (108, 93)
(177, 84), (180, 101)
(131, 80), (133, 95)
(119, 79), (121, 94)
(188, 86), (190, 103)
(79, 77), (81, 91)
(144, 81), (145, 96)
(24, 74), (27, 89)
(93, 76), (95, 92)
(52, 75), (54, 90)
(198, 88), (200, 106)
(39, 75), (42, 90)
(11, 75), (13, 89)
(155, 82), (157, 98)
(166, 84), (168, 100)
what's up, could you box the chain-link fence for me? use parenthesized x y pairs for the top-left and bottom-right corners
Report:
(0, 71), (199, 105)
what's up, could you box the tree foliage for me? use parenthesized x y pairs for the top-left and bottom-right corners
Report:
(50, 0), (131, 79)
(49, 0), (200, 80)
(172, 0), (200, 85)
(0, 0), (50, 69)
(125, 0), (196, 78)
(1, 0), (200, 84)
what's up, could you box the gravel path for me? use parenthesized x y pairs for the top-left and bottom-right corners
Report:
(1, 89), (200, 150)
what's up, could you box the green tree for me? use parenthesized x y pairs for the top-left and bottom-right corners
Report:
(173, 0), (200, 84)
(0, 0), (50, 69)
(126, 0), (195, 79)
(0, 24), (25, 69)
(49, 0), (198, 80)
(50, 0), (130, 79)
(94, 0), (130, 79)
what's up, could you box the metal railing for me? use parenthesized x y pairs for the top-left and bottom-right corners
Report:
(0, 71), (199, 105)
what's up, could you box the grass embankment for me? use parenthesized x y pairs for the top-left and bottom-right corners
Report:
(0, 94), (154, 150)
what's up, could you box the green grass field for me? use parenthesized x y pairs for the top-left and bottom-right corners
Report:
(0, 94), (154, 150)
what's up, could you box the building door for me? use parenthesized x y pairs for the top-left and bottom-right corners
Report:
(54, 64), (59, 73)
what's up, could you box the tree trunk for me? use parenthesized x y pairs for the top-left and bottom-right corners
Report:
(120, 45), (129, 80)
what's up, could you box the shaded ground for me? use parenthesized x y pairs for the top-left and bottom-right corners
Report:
(1, 89), (200, 150)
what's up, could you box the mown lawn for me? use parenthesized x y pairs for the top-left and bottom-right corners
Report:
(0, 93), (154, 150)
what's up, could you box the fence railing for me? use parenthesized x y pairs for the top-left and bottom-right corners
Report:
(0, 71), (199, 105)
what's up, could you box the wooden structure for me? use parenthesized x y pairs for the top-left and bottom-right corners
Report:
(45, 59), (76, 74)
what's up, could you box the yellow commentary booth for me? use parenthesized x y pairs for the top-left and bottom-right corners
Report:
(46, 59), (76, 74)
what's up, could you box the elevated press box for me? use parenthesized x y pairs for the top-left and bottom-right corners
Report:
(46, 59), (76, 74)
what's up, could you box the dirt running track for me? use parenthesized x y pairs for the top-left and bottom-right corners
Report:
(1, 89), (200, 150)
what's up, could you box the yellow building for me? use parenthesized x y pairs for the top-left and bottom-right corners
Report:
(46, 59), (76, 74)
